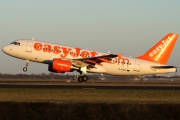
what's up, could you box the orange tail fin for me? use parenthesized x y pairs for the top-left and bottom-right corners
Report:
(138, 33), (179, 65)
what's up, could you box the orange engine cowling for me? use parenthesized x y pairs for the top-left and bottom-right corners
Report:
(49, 59), (73, 73)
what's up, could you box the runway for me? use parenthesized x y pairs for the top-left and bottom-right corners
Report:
(1, 80), (180, 90)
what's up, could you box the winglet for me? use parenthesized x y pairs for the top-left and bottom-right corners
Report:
(137, 33), (178, 65)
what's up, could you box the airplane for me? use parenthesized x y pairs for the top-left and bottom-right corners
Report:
(2, 33), (179, 82)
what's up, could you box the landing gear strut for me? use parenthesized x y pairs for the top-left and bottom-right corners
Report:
(23, 60), (29, 72)
(77, 75), (88, 82)
(77, 66), (89, 82)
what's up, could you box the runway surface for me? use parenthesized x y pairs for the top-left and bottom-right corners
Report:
(1, 80), (180, 90)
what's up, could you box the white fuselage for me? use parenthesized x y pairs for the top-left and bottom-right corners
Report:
(2, 40), (176, 75)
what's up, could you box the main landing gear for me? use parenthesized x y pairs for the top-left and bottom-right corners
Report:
(23, 60), (29, 72)
(77, 75), (88, 82)
(77, 70), (88, 82)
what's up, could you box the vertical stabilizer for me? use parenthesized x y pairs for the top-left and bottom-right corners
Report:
(138, 33), (178, 65)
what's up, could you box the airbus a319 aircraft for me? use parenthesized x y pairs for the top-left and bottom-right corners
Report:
(2, 33), (179, 82)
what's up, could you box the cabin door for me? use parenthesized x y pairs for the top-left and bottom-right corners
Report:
(26, 41), (32, 52)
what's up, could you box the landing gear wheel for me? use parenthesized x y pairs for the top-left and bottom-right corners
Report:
(23, 67), (27, 72)
(78, 76), (83, 82)
(77, 75), (88, 82)
(82, 75), (88, 82)
(23, 60), (29, 72)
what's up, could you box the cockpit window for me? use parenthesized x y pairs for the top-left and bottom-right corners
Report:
(11, 42), (20, 46)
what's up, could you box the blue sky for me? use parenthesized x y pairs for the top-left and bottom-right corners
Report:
(1, 0), (180, 75)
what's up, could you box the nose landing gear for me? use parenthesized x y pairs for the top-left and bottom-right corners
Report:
(23, 60), (29, 72)
(23, 67), (27, 72)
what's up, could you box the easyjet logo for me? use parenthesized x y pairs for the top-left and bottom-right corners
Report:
(33, 42), (130, 66)
(149, 36), (171, 57)
(34, 43), (98, 58)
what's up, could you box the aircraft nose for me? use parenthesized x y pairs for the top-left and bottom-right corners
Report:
(2, 46), (11, 54)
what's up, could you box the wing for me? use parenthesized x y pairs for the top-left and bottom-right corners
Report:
(71, 54), (118, 69)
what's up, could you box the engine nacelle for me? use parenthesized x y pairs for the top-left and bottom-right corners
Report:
(48, 59), (73, 73)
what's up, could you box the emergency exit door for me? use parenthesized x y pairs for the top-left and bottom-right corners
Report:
(134, 60), (140, 72)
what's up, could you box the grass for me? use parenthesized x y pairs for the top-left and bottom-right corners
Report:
(0, 88), (180, 104)
(1, 88), (180, 119)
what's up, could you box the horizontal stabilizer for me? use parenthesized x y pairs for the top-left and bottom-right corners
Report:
(151, 66), (177, 69)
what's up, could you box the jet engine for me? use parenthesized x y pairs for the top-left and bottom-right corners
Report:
(48, 59), (74, 73)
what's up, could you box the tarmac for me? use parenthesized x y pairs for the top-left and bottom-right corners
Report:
(0, 79), (180, 90)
